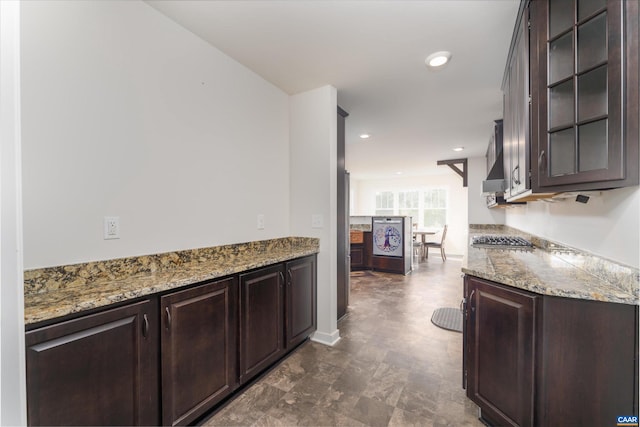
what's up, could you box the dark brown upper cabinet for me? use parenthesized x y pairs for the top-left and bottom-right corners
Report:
(503, 1), (533, 201)
(530, 0), (638, 192)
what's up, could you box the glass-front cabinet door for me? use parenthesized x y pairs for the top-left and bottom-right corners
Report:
(531, 0), (638, 191)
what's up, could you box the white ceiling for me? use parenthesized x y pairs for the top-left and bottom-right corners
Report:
(146, 0), (520, 180)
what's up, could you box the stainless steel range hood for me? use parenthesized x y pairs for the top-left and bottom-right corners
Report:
(482, 150), (506, 194)
(482, 179), (506, 194)
(481, 120), (525, 207)
(482, 120), (506, 195)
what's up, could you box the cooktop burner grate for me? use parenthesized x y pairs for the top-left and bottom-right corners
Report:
(472, 235), (533, 248)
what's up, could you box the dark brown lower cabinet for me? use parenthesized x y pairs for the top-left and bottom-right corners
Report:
(536, 296), (638, 426)
(25, 299), (159, 426)
(285, 255), (317, 349)
(464, 275), (638, 427)
(25, 256), (318, 426)
(363, 231), (373, 268)
(464, 276), (536, 427)
(239, 264), (285, 383)
(350, 244), (364, 269)
(161, 277), (237, 426)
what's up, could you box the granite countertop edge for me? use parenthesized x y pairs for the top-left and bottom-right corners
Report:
(460, 267), (636, 305)
(464, 225), (639, 306)
(24, 238), (319, 326)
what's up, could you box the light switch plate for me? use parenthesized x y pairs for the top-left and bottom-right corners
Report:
(312, 214), (323, 228)
(257, 214), (265, 230)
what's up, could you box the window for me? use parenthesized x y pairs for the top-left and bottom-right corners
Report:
(375, 191), (394, 216)
(398, 190), (419, 224)
(373, 188), (448, 228)
(423, 188), (447, 227)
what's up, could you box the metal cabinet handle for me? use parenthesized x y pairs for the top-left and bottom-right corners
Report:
(287, 269), (292, 284)
(459, 298), (465, 313)
(165, 306), (171, 331)
(142, 314), (149, 338)
(512, 165), (521, 186)
(469, 290), (476, 313)
(538, 150), (546, 172)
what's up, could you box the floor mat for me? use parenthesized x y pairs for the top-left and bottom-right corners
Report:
(431, 307), (463, 332)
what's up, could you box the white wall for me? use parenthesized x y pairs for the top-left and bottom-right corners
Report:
(290, 86), (339, 346)
(1, 1), (27, 424)
(351, 170), (468, 256)
(21, 0), (290, 269)
(506, 186), (640, 268)
(467, 156), (505, 225)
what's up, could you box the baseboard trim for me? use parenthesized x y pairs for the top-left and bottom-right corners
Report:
(310, 329), (341, 346)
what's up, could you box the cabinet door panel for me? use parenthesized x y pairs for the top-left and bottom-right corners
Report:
(578, 0), (606, 20)
(161, 277), (237, 426)
(577, 11), (608, 72)
(577, 65), (608, 121)
(350, 246), (364, 268)
(286, 256), (317, 348)
(503, 4), (530, 200)
(549, 128), (576, 176)
(549, 0), (574, 38)
(26, 299), (158, 426)
(239, 265), (284, 383)
(549, 32), (573, 84)
(532, 0), (638, 191)
(466, 277), (536, 427)
(537, 296), (638, 425)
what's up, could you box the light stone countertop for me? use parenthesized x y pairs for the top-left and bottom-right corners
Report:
(350, 224), (372, 232)
(463, 225), (639, 305)
(24, 237), (319, 326)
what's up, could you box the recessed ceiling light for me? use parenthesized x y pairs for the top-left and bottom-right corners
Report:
(425, 51), (452, 68)
(396, 171), (403, 175)
(359, 134), (371, 139)
(453, 147), (464, 152)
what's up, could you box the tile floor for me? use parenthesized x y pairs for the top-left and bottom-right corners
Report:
(201, 258), (483, 426)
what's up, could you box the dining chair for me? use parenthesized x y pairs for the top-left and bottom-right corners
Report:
(413, 240), (424, 260)
(424, 224), (447, 261)
(412, 223), (424, 260)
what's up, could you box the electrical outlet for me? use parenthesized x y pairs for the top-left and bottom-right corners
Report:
(104, 216), (120, 239)
(257, 214), (265, 230)
(312, 214), (323, 228)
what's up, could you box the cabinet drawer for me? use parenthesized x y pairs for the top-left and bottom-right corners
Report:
(350, 230), (364, 244)
(26, 299), (159, 426)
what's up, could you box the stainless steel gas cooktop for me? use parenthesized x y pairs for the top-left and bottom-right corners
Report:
(472, 235), (534, 248)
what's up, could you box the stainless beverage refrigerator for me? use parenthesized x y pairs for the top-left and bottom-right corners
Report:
(371, 216), (412, 274)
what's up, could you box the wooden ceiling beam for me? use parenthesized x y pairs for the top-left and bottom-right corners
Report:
(437, 158), (468, 187)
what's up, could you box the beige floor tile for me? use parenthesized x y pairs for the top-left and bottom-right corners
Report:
(201, 259), (482, 426)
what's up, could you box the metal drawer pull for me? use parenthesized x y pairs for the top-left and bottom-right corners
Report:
(165, 307), (171, 330)
(142, 314), (149, 338)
